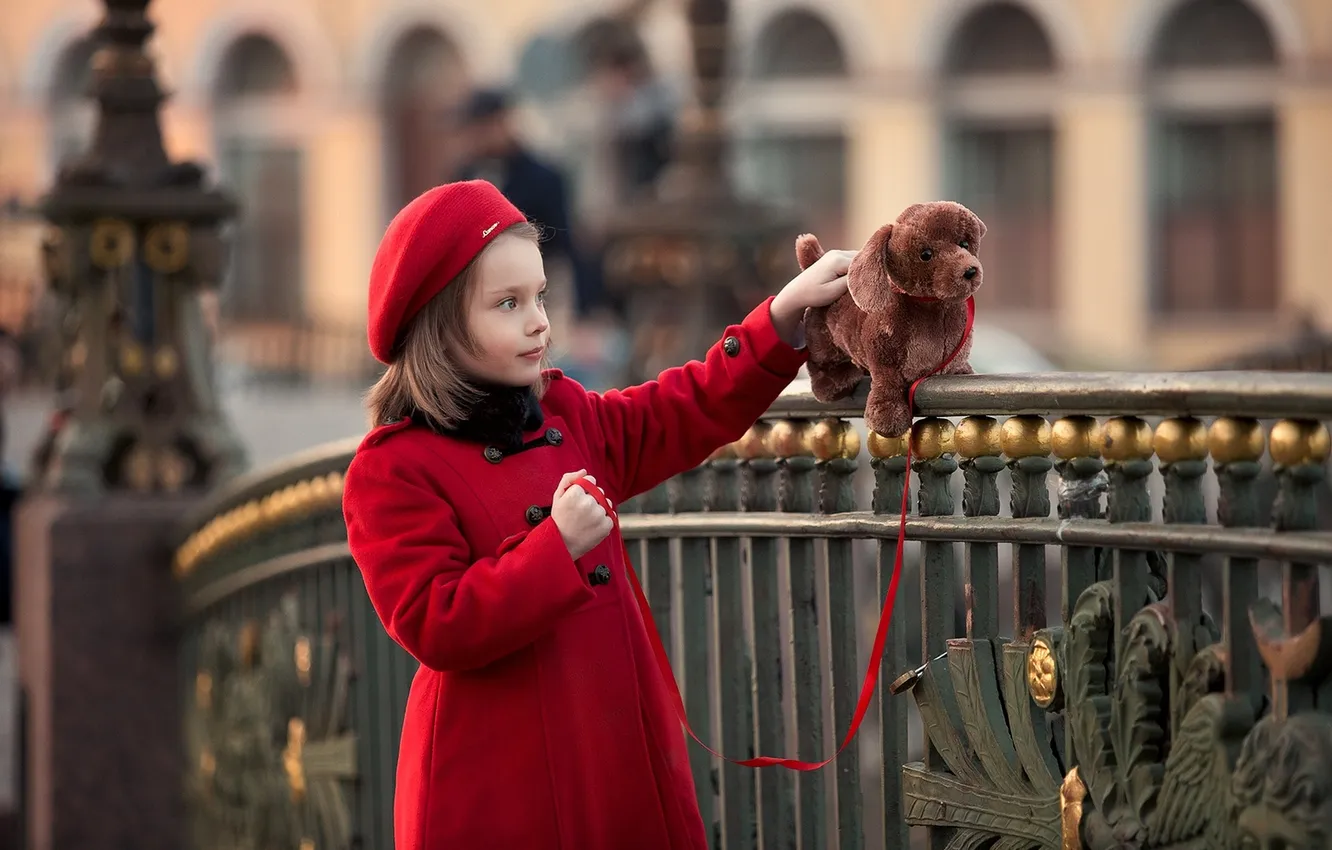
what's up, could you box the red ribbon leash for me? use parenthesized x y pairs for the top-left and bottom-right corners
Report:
(574, 295), (975, 771)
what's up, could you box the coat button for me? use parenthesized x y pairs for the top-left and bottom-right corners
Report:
(589, 564), (612, 586)
(723, 336), (741, 357)
(525, 505), (544, 526)
(483, 446), (503, 463)
(545, 427), (563, 446)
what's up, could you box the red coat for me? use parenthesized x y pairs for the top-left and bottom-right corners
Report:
(343, 298), (807, 850)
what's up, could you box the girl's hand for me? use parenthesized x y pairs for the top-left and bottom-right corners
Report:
(550, 470), (614, 560)
(769, 248), (858, 346)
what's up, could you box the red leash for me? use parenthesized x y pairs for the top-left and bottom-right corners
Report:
(573, 296), (975, 770)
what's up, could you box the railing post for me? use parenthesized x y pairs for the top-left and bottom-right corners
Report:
(1002, 416), (1053, 640)
(1210, 417), (1265, 703)
(1154, 417), (1209, 733)
(736, 422), (796, 850)
(708, 443), (758, 850)
(770, 419), (826, 850)
(1264, 419), (1330, 717)
(868, 429), (909, 850)
(1102, 417), (1156, 657)
(911, 417), (958, 850)
(956, 417), (1003, 640)
(812, 419), (862, 850)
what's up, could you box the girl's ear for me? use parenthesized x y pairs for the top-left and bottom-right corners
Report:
(848, 224), (893, 315)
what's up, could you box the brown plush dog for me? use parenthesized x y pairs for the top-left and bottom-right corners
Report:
(800, 202), (986, 436)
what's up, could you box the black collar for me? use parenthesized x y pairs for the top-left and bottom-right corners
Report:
(434, 382), (544, 448)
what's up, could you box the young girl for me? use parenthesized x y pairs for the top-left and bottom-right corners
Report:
(343, 180), (854, 850)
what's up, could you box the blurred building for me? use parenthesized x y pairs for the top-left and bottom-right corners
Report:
(0, 0), (1330, 374)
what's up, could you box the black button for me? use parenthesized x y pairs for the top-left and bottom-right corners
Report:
(545, 427), (563, 446)
(723, 336), (741, 357)
(483, 446), (503, 463)
(525, 505), (545, 526)
(589, 564), (612, 586)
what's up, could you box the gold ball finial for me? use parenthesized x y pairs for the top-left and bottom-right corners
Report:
(1051, 416), (1102, 459)
(868, 431), (909, 459)
(765, 420), (810, 459)
(1153, 417), (1208, 464)
(954, 416), (1002, 458)
(1027, 634), (1059, 708)
(1100, 417), (1154, 462)
(1269, 419), (1331, 467)
(1001, 416), (1052, 459)
(734, 423), (773, 460)
(911, 418), (955, 460)
(806, 418), (861, 461)
(1207, 417), (1264, 464)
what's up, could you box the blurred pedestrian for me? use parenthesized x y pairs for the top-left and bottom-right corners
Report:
(452, 88), (607, 319)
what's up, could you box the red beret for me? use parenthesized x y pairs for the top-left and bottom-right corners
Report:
(367, 180), (527, 363)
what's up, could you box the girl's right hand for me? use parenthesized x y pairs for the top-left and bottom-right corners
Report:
(551, 469), (614, 560)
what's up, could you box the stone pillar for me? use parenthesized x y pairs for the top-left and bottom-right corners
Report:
(1055, 91), (1150, 369)
(14, 1), (247, 848)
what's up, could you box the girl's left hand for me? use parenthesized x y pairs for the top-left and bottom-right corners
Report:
(769, 248), (858, 346)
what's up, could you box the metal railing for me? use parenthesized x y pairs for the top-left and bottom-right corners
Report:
(172, 371), (1332, 850)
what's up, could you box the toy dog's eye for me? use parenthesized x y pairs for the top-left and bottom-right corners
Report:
(959, 240), (970, 250)
(919, 248), (933, 261)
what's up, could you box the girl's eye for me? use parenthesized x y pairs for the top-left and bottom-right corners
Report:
(959, 240), (970, 250)
(499, 298), (517, 310)
(920, 248), (933, 261)
(537, 290), (547, 303)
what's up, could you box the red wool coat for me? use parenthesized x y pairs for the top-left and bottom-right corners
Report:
(343, 297), (807, 850)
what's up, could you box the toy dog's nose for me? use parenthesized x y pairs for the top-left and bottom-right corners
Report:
(963, 266), (978, 281)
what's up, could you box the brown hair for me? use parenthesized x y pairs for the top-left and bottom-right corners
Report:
(365, 220), (551, 430)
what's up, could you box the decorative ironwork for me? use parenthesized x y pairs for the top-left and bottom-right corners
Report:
(173, 372), (1332, 849)
(186, 594), (357, 850)
(34, 0), (245, 494)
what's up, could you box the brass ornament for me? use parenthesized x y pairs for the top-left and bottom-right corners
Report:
(1100, 416), (1154, 462)
(199, 748), (217, 781)
(90, 218), (134, 269)
(806, 418), (860, 461)
(153, 346), (179, 378)
(954, 416), (1001, 458)
(1051, 416), (1102, 459)
(867, 430), (908, 459)
(1207, 416), (1264, 464)
(1001, 415), (1052, 459)
(123, 444), (155, 491)
(175, 470), (351, 576)
(1027, 634), (1059, 708)
(119, 341), (145, 376)
(1153, 416), (1208, 464)
(1060, 767), (1086, 850)
(283, 717), (307, 802)
(911, 417), (955, 459)
(1268, 419), (1331, 467)
(295, 637), (312, 686)
(143, 221), (189, 273)
(195, 672), (213, 710)
(766, 419), (810, 459)
(158, 447), (193, 493)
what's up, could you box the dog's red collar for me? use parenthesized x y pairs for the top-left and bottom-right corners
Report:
(890, 285), (941, 302)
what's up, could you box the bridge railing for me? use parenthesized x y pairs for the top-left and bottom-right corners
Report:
(172, 371), (1332, 850)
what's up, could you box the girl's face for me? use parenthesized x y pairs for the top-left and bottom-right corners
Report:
(460, 233), (550, 386)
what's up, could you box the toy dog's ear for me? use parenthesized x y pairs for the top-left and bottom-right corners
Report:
(848, 223), (893, 316)
(795, 233), (824, 271)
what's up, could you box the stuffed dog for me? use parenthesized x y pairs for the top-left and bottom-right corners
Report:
(799, 202), (986, 436)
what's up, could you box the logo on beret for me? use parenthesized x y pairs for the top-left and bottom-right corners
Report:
(482, 222), (499, 237)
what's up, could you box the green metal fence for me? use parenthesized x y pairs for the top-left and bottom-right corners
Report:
(173, 371), (1332, 850)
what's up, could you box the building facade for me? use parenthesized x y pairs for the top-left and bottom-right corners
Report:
(1, 0), (1330, 372)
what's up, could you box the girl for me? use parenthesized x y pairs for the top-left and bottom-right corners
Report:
(343, 180), (855, 850)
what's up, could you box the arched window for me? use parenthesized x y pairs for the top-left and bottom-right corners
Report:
(734, 9), (849, 245)
(212, 33), (305, 324)
(752, 9), (847, 79)
(940, 2), (1058, 313)
(48, 35), (98, 173)
(381, 26), (468, 217)
(1147, 0), (1279, 314)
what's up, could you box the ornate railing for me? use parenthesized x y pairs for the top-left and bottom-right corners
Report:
(172, 371), (1332, 850)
